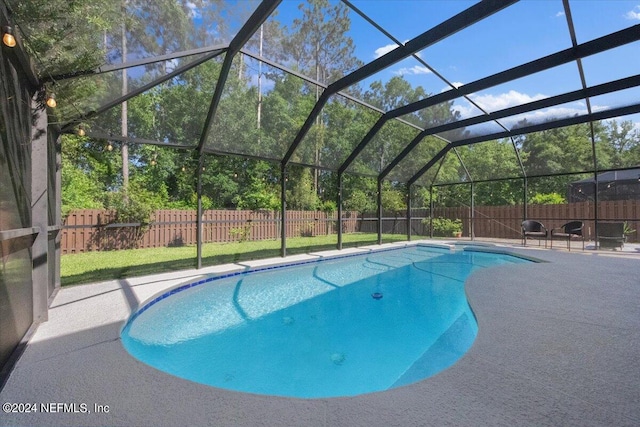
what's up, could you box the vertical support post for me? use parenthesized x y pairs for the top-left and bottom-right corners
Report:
(196, 154), (203, 269)
(377, 179), (383, 244)
(406, 184), (412, 241)
(337, 172), (343, 250)
(589, 122), (599, 249)
(53, 131), (62, 291)
(511, 135), (526, 229)
(470, 182), (475, 241)
(593, 175), (598, 249)
(429, 186), (434, 239)
(121, 9), (129, 191)
(31, 92), (49, 322)
(280, 164), (287, 257)
(523, 176), (528, 221)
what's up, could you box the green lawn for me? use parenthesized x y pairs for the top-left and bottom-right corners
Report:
(61, 233), (410, 286)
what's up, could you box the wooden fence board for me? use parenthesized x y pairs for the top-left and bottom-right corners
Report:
(61, 201), (639, 254)
(61, 209), (360, 253)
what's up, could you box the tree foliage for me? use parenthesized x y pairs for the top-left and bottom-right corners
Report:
(14, 1), (638, 216)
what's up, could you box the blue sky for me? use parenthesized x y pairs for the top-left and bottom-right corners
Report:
(346, 0), (640, 128)
(183, 0), (640, 130)
(262, 0), (640, 129)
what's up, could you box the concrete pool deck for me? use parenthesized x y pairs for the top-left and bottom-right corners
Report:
(1, 241), (639, 426)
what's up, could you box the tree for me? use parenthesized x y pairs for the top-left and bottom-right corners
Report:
(360, 77), (426, 174)
(9, 0), (120, 77)
(286, 167), (319, 210)
(518, 122), (597, 195)
(260, 72), (317, 160)
(603, 119), (640, 168)
(284, 0), (361, 84)
(61, 161), (104, 217)
(381, 182), (406, 215)
(342, 176), (377, 214)
(283, 0), (362, 192)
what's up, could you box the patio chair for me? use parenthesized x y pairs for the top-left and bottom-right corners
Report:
(522, 220), (548, 248)
(550, 221), (584, 251)
(597, 222), (625, 250)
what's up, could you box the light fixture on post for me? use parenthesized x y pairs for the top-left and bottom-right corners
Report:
(2, 26), (16, 48)
(77, 125), (85, 137)
(45, 92), (56, 108)
(107, 142), (113, 151)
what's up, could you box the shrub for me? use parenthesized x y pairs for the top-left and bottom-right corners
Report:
(530, 192), (565, 205)
(229, 225), (251, 242)
(298, 221), (315, 237)
(422, 217), (463, 237)
(319, 200), (337, 213)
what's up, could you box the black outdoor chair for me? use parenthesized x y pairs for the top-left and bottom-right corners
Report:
(550, 221), (584, 251)
(522, 220), (548, 248)
(597, 222), (625, 250)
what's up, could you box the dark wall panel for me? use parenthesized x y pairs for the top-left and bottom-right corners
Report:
(0, 240), (33, 367)
(0, 34), (36, 371)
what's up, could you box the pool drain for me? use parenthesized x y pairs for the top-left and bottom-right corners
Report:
(282, 316), (295, 325)
(331, 353), (346, 365)
(371, 292), (383, 299)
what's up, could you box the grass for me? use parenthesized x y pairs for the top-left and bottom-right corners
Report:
(61, 233), (410, 286)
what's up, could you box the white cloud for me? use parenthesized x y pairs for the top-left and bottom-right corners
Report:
(374, 43), (400, 59)
(450, 90), (640, 134)
(441, 82), (464, 92)
(451, 103), (593, 130)
(166, 58), (179, 73)
(469, 90), (547, 112)
(509, 105), (586, 126)
(449, 90), (608, 129)
(556, 11), (565, 18)
(393, 65), (432, 76)
(625, 6), (640, 20)
(451, 102), (477, 119)
(186, 2), (201, 19)
(373, 40), (410, 59)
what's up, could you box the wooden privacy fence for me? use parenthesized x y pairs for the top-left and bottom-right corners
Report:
(62, 201), (639, 254)
(360, 200), (639, 242)
(434, 200), (639, 242)
(61, 209), (360, 254)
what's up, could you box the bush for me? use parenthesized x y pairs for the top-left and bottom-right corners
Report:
(530, 192), (565, 205)
(298, 221), (315, 237)
(61, 163), (104, 217)
(229, 225), (251, 242)
(422, 217), (463, 237)
(104, 181), (163, 227)
(319, 200), (337, 213)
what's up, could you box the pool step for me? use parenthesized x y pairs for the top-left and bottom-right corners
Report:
(391, 312), (476, 388)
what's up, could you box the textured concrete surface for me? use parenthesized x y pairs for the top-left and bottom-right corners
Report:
(0, 242), (639, 426)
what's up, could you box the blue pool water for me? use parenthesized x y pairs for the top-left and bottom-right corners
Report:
(121, 245), (529, 398)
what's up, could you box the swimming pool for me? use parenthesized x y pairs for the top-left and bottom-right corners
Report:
(121, 245), (530, 398)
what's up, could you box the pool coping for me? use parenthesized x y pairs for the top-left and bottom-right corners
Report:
(1, 240), (639, 426)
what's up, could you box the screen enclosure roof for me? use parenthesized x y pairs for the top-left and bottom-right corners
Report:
(9, 0), (640, 186)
